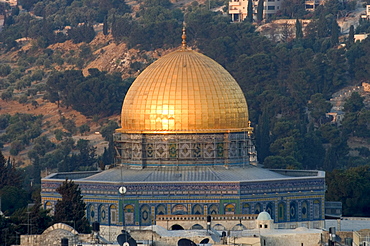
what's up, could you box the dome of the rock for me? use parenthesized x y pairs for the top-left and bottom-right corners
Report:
(118, 49), (249, 134)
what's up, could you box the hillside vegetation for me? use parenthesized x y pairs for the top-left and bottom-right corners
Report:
(1, 0), (370, 229)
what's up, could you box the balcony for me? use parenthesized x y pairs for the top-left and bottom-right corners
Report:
(229, 8), (242, 14)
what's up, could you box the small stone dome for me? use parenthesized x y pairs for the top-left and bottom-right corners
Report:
(294, 227), (309, 231)
(257, 211), (272, 221)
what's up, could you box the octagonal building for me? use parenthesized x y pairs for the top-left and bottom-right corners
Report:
(41, 36), (326, 240)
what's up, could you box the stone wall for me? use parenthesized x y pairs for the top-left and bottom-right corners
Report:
(260, 231), (322, 246)
(19, 223), (95, 246)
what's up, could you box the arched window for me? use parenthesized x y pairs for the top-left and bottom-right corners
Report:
(140, 205), (151, 225)
(109, 205), (117, 225)
(242, 203), (250, 214)
(191, 224), (204, 229)
(290, 201), (297, 221)
(87, 204), (95, 223)
(225, 203), (235, 215)
(254, 203), (262, 214)
(301, 201), (309, 220)
(156, 204), (166, 215)
(171, 224), (184, 230)
(44, 201), (53, 215)
(98, 205), (107, 223)
(278, 202), (286, 222)
(232, 223), (246, 231)
(172, 204), (187, 215)
(192, 204), (203, 215)
(213, 224), (226, 231)
(124, 204), (135, 225)
(313, 200), (321, 219)
(208, 204), (219, 215)
(266, 202), (274, 220)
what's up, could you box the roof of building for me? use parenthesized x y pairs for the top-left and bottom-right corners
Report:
(118, 47), (251, 134)
(57, 165), (321, 183)
(257, 211), (272, 221)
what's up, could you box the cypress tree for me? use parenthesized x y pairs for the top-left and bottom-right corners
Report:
(348, 25), (354, 46)
(317, 14), (328, 38)
(247, 0), (253, 23)
(330, 20), (339, 46)
(257, 0), (264, 23)
(103, 15), (108, 36)
(256, 109), (270, 163)
(295, 18), (303, 39)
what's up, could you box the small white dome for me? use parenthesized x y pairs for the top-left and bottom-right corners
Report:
(257, 211), (272, 220)
(294, 227), (309, 231)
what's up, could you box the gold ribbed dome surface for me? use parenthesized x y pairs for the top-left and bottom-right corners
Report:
(119, 49), (249, 133)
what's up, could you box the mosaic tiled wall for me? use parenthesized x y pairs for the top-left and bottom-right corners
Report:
(114, 132), (256, 167)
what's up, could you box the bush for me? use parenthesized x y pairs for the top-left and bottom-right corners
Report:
(79, 124), (90, 135)
(10, 140), (24, 156)
(18, 94), (28, 104)
(0, 64), (11, 76)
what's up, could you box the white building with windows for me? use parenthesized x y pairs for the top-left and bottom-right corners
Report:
(229, 0), (284, 22)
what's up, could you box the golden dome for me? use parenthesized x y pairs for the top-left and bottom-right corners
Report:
(118, 49), (250, 133)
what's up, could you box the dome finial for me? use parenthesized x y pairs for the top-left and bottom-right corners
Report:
(182, 23), (187, 50)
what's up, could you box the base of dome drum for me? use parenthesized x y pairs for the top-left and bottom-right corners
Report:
(113, 131), (257, 168)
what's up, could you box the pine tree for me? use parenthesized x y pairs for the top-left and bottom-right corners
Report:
(247, 0), (253, 23)
(295, 18), (303, 39)
(0, 152), (22, 189)
(54, 179), (91, 233)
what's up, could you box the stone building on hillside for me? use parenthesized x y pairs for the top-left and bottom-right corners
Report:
(41, 30), (326, 241)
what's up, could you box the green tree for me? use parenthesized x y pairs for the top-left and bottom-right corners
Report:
(330, 19), (339, 46)
(0, 151), (22, 190)
(54, 179), (91, 233)
(317, 14), (328, 38)
(10, 202), (53, 235)
(256, 0), (264, 23)
(18, 94), (28, 105)
(308, 93), (332, 125)
(247, 0), (253, 23)
(103, 15), (108, 35)
(343, 92), (364, 113)
(79, 124), (90, 135)
(67, 24), (95, 44)
(76, 139), (96, 169)
(100, 120), (118, 141)
(281, 0), (306, 18)
(347, 24), (355, 47)
(0, 186), (28, 215)
(1, 90), (13, 101)
(0, 64), (11, 76)
(54, 129), (64, 141)
(326, 165), (370, 216)
(9, 140), (24, 156)
(255, 109), (270, 163)
(295, 18), (303, 39)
